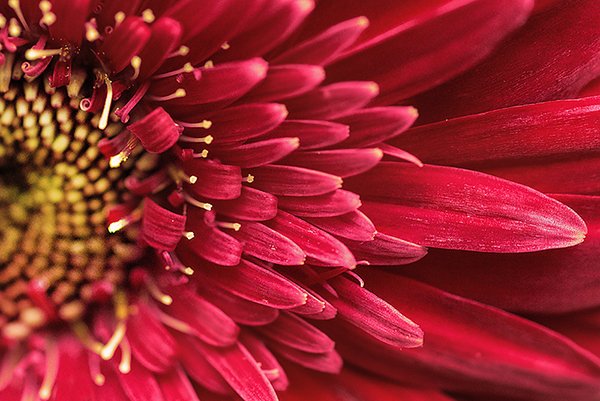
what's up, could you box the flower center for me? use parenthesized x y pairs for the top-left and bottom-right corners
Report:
(0, 71), (142, 341)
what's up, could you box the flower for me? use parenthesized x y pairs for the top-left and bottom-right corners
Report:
(0, 1), (598, 401)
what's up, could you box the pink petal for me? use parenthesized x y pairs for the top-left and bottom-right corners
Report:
(351, 163), (587, 252)
(117, 358), (165, 401)
(326, 0), (533, 105)
(268, 342), (343, 374)
(157, 366), (200, 401)
(414, 0), (600, 122)
(137, 18), (183, 81)
(164, 284), (239, 347)
(331, 270), (600, 401)
(183, 159), (241, 200)
(240, 331), (289, 391)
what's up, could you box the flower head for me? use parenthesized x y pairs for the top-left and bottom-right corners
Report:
(0, 1), (598, 401)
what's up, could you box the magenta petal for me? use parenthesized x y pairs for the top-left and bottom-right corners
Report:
(285, 81), (379, 120)
(193, 340), (278, 401)
(268, 211), (356, 269)
(184, 159), (241, 200)
(158, 366), (200, 401)
(240, 331), (289, 391)
(117, 358), (165, 401)
(250, 165), (342, 196)
(212, 187), (278, 222)
(165, 284), (239, 347)
(260, 120), (349, 150)
(211, 137), (300, 168)
(241, 64), (325, 103)
(324, 275), (423, 348)
(304, 210), (377, 241)
(277, 190), (361, 218)
(179, 103), (287, 144)
(326, 0), (533, 105)
(345, 232), (427, 266)
(100, 16), (151, 74)
(331, 271), (600, 401)
(269, 342), (343, 374)
(127, 303), (177, 372)
(272, 17), (369, 66)
(402, 194), (600, 314)
(230, 221), (306, 265)
(414, 0), (600, 122)
(351, 163), (587, 252)
(188, 258), (308, 309)
(282, 148), (383, 178)
(395, 96), (600, 168)
(257, 312), (335, 353)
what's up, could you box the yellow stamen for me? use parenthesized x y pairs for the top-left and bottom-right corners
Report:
(98, 76), (113, 130)
(146, 88), (186, 102)
(118, 338), (132, 374)
(130, 56), (142, 81)
(178, 134), (213, 144)
(142, 9), (155, 23)
(176, 119), (212, 129)
(38, 337), (58, 400)
(145, 278), (173, 306)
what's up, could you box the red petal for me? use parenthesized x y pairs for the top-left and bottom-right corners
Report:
(337, 106), (417, 148)
(268, 211), (356, 269)
(211, 137), (299, 168)
(402, 194), (600, 313)
(285, 81), (379, 119)
(240, 331), (289, 391)
(141, 199), (186, 252)
(183, 159), (241, 200)
(277, 190), (361, 218)
(414, 0), (600, 122)
(351, 163), (587, 252)
(137, 18), (182, 81)
(212, 187), (278, 222)
(345, 233), (427, 266)
(272, 17), (369, 66)
(268, 342), (343, 374)
(326, 0), (533, 105)
(331, 271), (600, 401)
(48, 0), (92, 46)
(241, 64), (325, 103)
(260, 120), (349, 150)
(324, 275), (423, 348)
(100, 16), (151, 74)
(250, 165), (342, 196)
(395, 96), (600, 168)
(257, 312), (335, 353)
(282, 148), (383, 178)
(157, 366), (200, 401)
(230, 222), (306, 265)
(128, 107), (180, 154)
(117, 358), (165, 401)
(304, 210), (377, 241)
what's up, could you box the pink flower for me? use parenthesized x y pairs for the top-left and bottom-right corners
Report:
(0, 1), (598, 401)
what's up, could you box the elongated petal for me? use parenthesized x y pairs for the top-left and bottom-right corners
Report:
(350, 163), (587, 252)
(330, 271), (600, 401)
(230, 222), (306, 265)
(326, 0), (533, 105)
(260, 120), (349, 150)
(117, 359), (165, 401)
(394, 96), (600, 167)
(257, 312), (335, 353)
(184, 159), (241, 200)
(179, 103), (288, 144)
(158, 366), (200, 401)
(268, 342), (342, 374)
(100, 16), (151, 74)
(324, 275), (423, 348)
(277, 190), (361, 217)
(337, 106), (418, 147)
(250, 165), (342, 196)
(285, 81), (379, 119)
(402, 194), (600, 313)
(211, 138), (299, 168)
(272, 17), (369, 66)
(414, 0), (600, 122)
(242, 65), (325, 102)
(345, 233), (427, 266)
(304, 210), (377, 241)
(282, 148), (383, 178)
(268, 211), (356, 268)
(240, 332), (289, 391)
(212, 187), (278, 221)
